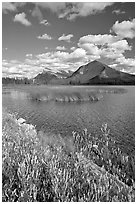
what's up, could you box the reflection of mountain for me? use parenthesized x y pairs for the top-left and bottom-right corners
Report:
(34, 60), (135, 85)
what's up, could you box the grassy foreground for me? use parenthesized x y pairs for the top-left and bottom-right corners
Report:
(2, 109), (135, 202)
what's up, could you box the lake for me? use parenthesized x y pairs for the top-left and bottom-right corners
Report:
(2, 85), (135, 156)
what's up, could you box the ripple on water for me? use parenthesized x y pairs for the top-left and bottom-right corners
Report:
(2, 86), (135, 155)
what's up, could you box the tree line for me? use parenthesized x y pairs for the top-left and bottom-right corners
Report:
(2, 77), (33, 85)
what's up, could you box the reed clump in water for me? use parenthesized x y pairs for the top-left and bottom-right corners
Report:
(30, 90), (100, 103)
(2, 110), (135, 202)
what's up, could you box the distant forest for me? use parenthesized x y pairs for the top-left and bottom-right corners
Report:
(2, 77), (33, 85)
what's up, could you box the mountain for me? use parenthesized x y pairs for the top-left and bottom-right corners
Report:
(34, 69), (73, 84)
(65, 60), (135, 85)
(34, 71), (58, 84)
(34, 61), (135, 85)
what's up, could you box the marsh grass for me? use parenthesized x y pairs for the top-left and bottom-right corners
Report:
(2, 110), (135, 202)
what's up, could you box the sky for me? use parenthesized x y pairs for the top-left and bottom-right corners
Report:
(2, 1), (135, 78)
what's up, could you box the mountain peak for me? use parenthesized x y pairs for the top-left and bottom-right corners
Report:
(85, 60), (104, 67)
(92, 60), (99, 63)
(67, 60), (135, 85)
(89, 60), (105, 65)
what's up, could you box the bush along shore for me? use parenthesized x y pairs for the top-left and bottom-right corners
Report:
(2, 109), (135, 202)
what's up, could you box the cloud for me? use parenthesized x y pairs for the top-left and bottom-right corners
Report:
(58, 34), (73, 42)
(13, 12), (31, 26)
(112, 9), (126, 15)
(2, 2), (17, 13)
(35, 49), (89, 71)
(110, 40), (131, 52)
(111, 19), (135, 39)
(101, 48), (124, 59)
(68, 48), (86, 61)
(35, 2), (66, 13)
(3, 2), (115, 20)
(78, 33), (132, 62)
(35, 2), (114, 20)
(2, 59), (44, 78)
(37, 48), (87, 65)
(40, 19), (50, 26)
(37, 33), (52, 40)
(61, 2), (114, 20)
(79, 34), (120, 45)
(78, 43), (101, 56)
(56, 46), (66, 51)
(116, 56), (135, 67)
(2, 2), (115, 20)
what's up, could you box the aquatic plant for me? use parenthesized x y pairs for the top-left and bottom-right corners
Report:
(2, 110), (135, 202)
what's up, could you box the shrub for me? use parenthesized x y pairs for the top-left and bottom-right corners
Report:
(2, 111), (135, 202)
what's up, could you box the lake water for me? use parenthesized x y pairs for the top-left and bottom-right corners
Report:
(2, 85), (135, 155)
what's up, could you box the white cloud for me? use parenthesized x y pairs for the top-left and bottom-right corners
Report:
(58, 34), (74, 42)
(68, 48), (86, 60)
(13, 12), (31, 26)
(37, 33), (52, 40)
(79, 34), (120, 45)
(116, 56), (135, 67)
(110, 40), (131, 52)
(36, 49), (89, 72)
(2, 59), (44, 78)
(111, 19), (135, 39)
(52, 48), (87, 63)
(2, 2), (16, 13)
(78, 43), (101, 56)
(35, 2), (114, 20)
(65, 2), (114, 20)
(112, 9), (126, 15)
(36, 48), (87, 68)
(101, 48), (124, 59)
(36, 2), (66, 13)
(78, 34), (132, 61)
(56, 46), (66, 51)
(2, 2), (115, 20)
(40, 19), (50, 26)
(25, 58), (40, 65)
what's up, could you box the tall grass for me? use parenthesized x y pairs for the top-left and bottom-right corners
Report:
(2, 110), (135, 202)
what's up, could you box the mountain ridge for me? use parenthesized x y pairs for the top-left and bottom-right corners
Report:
(34, 60), (135, 85)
